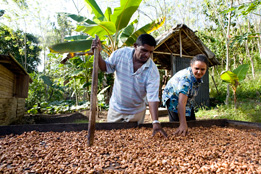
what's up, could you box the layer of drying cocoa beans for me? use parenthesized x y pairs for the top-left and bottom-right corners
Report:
(0, 126), (260, 173)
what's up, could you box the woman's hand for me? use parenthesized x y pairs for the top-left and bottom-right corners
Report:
(176, 93), (189, 136)
(174, 123), (188, 136)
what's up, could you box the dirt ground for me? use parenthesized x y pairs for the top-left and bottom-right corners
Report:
(80, 108), (170, 123)
(21, 108), (169, 124)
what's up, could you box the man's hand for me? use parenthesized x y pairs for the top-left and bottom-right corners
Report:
(174, 123), (188, 136)
(152, 123), (168, 138)
(91, 38), (102, 52)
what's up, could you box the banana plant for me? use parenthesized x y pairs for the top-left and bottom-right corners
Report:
(49, 0), (165, 56)
(220, 64), (249, 108)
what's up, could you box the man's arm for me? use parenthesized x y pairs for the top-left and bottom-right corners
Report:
(149, 101), (168, 138)
(175, 93), (188, 136)
(98, 53), (107, 72)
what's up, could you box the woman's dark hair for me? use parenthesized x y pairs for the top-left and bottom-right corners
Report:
(135, 34), (156, 47)
(191, 54), (209, 67)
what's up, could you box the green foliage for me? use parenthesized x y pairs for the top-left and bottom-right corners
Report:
(232, 64), (249, 82)
(220, 70), (239, 85)
(196, 101), (261, 122)
(201, 69), (261, 122)
(27, 100), (90, 115)
(46, 0), (165, 115)
(0, 25), (41, 73)
(50, 0), (165, 55)
(26, 72), (65, 111)
(221, 64), (249, 85)
(197, 30), (226, 64)
(0, 10), (4, 17)
(220, 64), (249, 107)
(26, 51), (109, 115)
(49, 40), (93, 53)
(236, 73), (261, 99)
(222, 0), (261, 16)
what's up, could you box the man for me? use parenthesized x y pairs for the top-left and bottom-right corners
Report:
(92, 34), (167, 137)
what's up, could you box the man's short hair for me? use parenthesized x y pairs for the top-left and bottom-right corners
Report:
(135, 34), (156, 47)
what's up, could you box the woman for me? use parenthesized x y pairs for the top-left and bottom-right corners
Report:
(162, 54), (208, 136)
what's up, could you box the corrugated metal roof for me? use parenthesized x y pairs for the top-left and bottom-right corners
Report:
(153, 24), (220, 69)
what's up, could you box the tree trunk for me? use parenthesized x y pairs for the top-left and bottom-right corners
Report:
(246, 20), (255, 78)
(233, 89), (237, 109)
(245, 40), (255, 78)
(24, 33), (27, 71)
(225, 0), (233, 105)
(255, 9), (261, 59)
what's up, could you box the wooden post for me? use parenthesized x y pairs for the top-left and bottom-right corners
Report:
(170, 53), (176, 76)
(87, 35), (99, 146)
(179, 30), (182, 57)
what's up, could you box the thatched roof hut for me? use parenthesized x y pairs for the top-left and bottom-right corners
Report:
(153, 24), (219, 107)
(153, 24), (219, 70)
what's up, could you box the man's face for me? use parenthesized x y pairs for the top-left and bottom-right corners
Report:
(133, 44), (155, 63)
(191, 61), (207, 79)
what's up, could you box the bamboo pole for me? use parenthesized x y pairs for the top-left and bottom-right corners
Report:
(87, 35), (99, 147)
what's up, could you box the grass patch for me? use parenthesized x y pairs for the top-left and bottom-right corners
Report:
(73, 119), (89, 123)
(197, 71), (261, 123)
(196, 100), (261, 122)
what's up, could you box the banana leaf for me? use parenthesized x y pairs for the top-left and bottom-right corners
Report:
(123, 17), (165, 46)
(220, 70), (239, 86)
(76, 22), (116, 39)
(84, 0), (105, 21)
(49, 40), (93, 53)
(232, 64), (249, 82)
(110, 0), (142, 31)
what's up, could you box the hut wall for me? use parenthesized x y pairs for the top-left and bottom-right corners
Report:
(0, 64), (25, 125)
(0, 64), (14, 98)
(174, 57), (210, 107)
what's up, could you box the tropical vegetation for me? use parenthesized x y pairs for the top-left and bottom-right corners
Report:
(0, 0), (260, 122)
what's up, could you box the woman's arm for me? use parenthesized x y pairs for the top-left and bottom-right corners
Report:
(175, 93), (189, 136)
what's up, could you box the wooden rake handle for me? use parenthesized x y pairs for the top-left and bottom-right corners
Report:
(87, 35), (99, 146)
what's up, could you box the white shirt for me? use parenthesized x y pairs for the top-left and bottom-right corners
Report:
(105, 47), (160, 114)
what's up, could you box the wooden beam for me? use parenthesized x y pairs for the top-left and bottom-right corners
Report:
(163, 43), (173, 54)
(182, 29), (205, 55)
(171, 35), (190, 55)
(179, 30), (182, 57)
(0, 60), (12, 64)
(153, 51), (194, 58)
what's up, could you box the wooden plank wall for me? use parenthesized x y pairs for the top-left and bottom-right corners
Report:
(0, 64), (26, 125)
(0, 97), (25, 125)
(0, 64), (14, 98)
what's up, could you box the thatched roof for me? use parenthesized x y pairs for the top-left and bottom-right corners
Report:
(153, 24), (220, 69)
(0, 54), (32, 82)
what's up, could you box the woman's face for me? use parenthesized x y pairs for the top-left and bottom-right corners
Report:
(191, 61), (207, 79)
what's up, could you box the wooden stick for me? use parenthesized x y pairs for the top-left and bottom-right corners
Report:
(87, 35), (99, 146)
